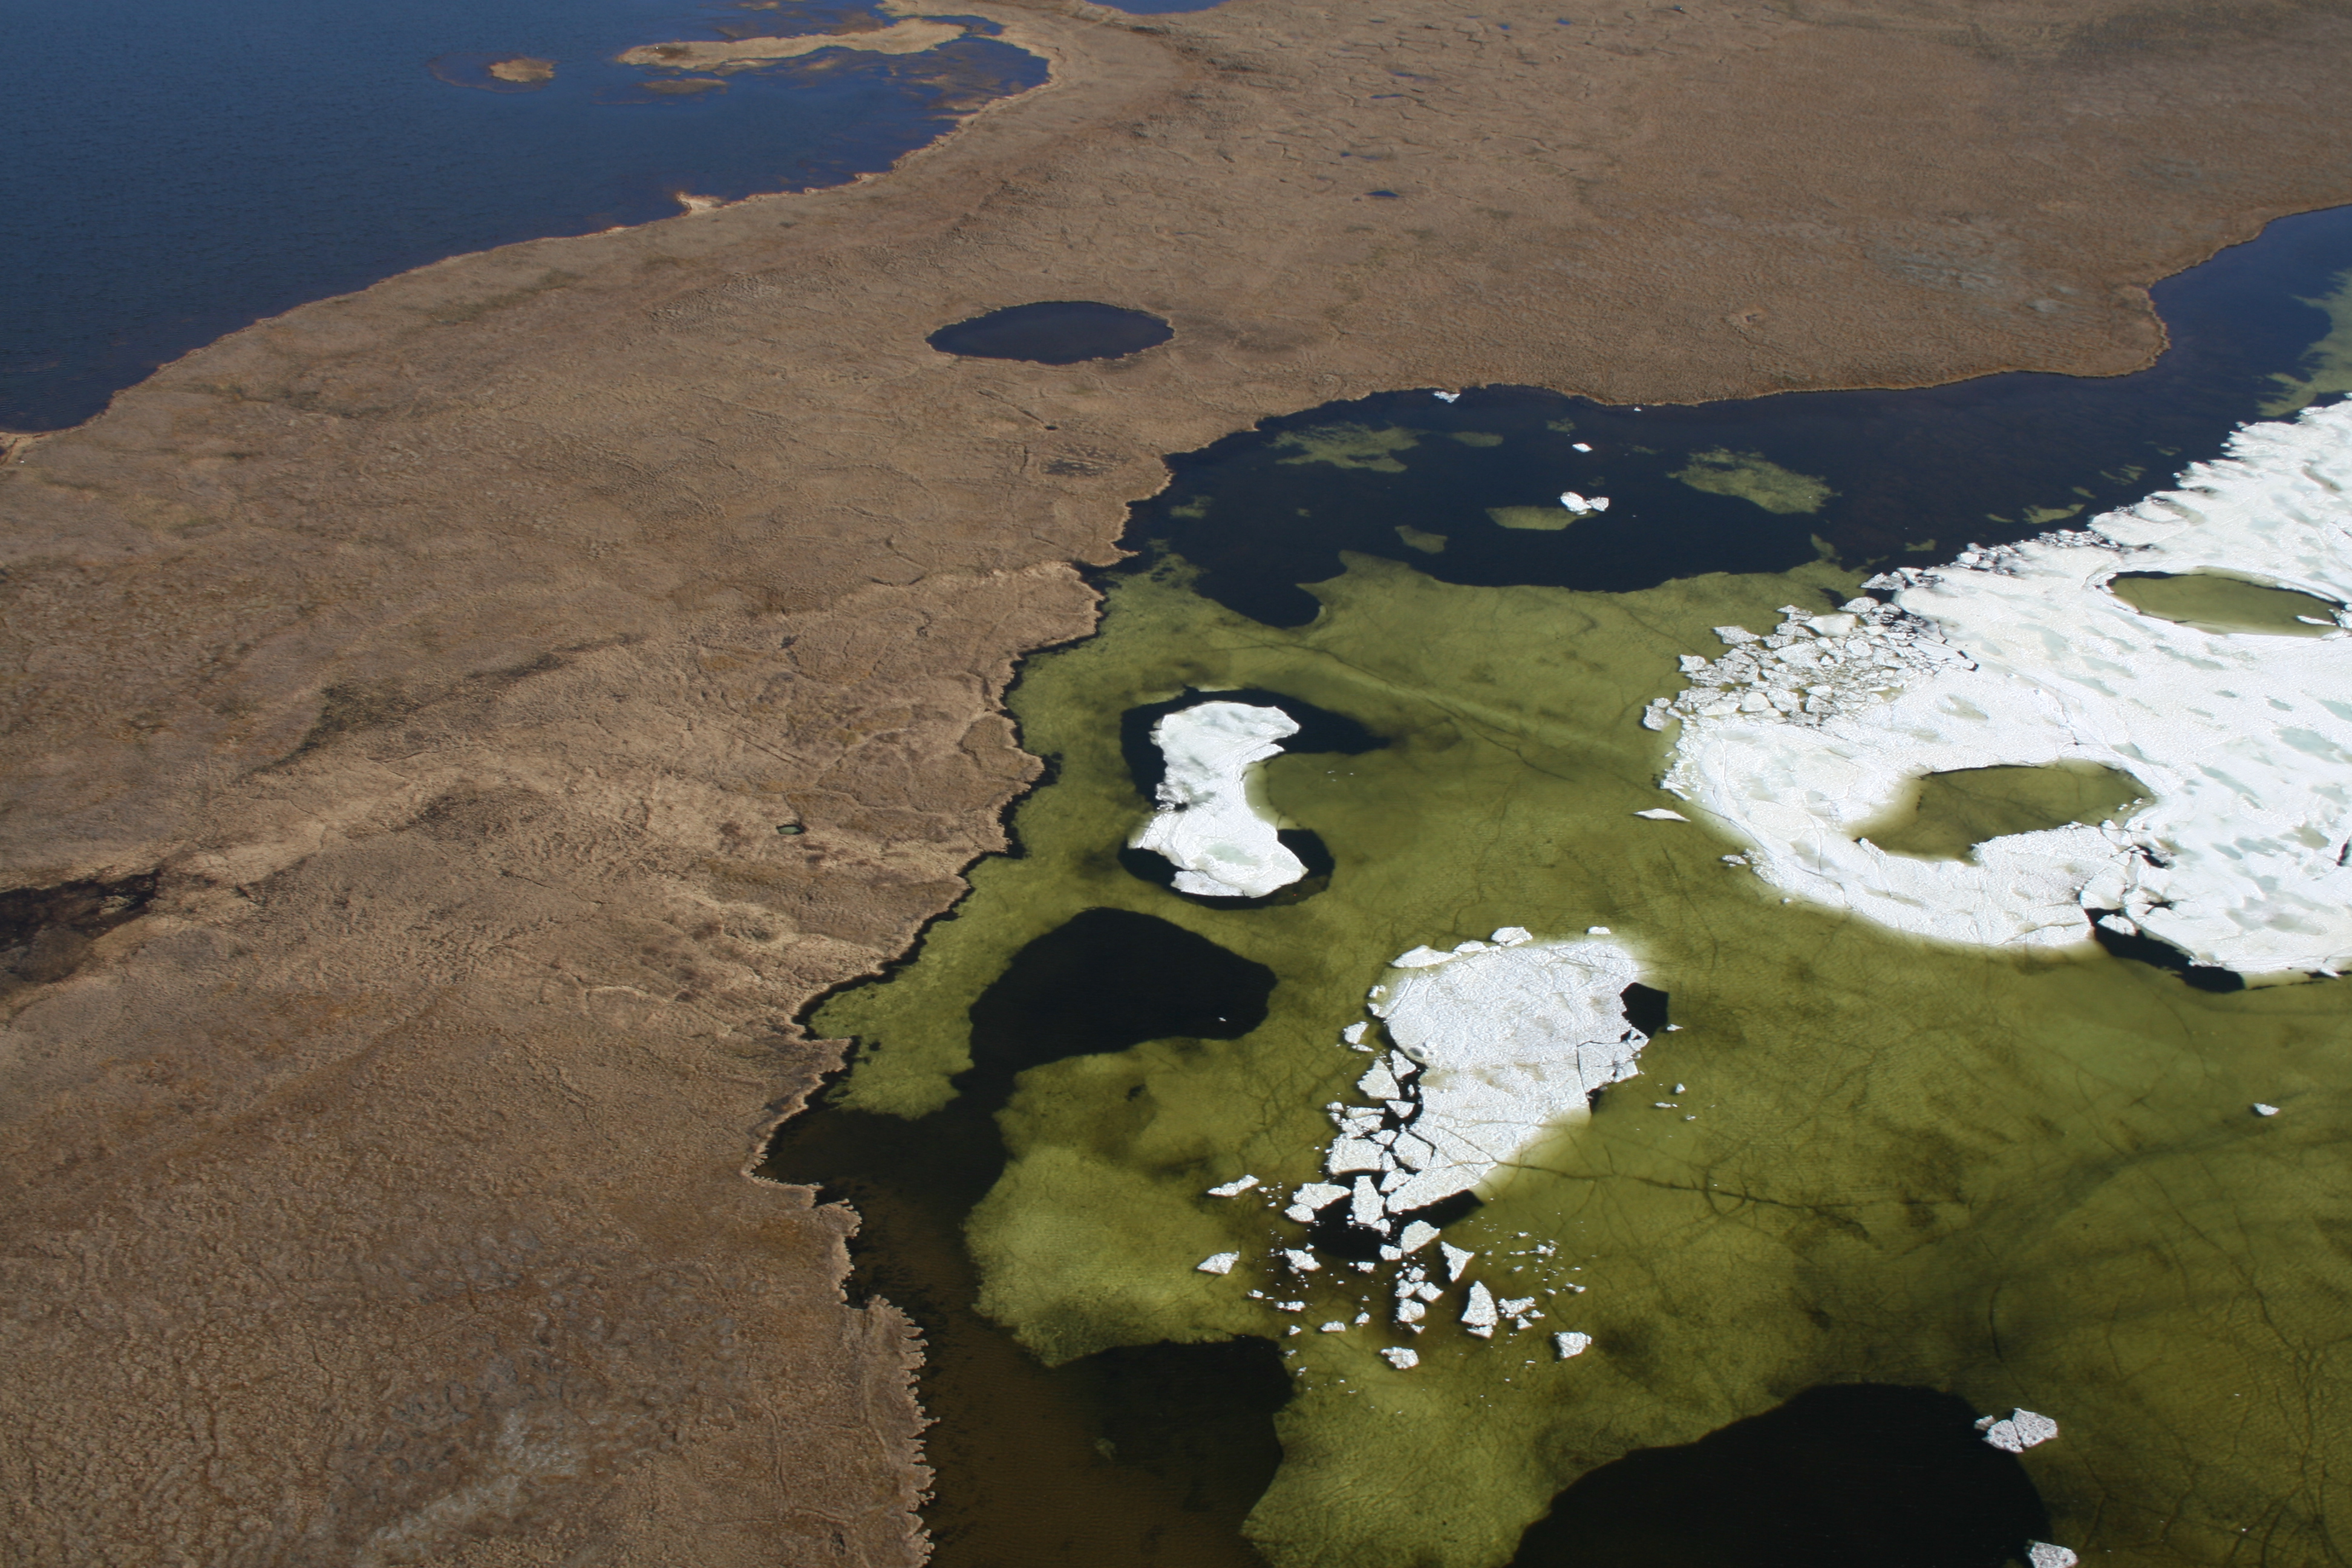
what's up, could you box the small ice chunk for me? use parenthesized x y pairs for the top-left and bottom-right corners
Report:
(1413, 1282), (1443, 1303)
(1206, 1175), (1260, 1197)
(1281, 1249), (1321, 1273)
(1433, 391), (1460, 403)
(1197, 1252), (1240, 1275)
(1286, 1181), (1349, 1221)
(1319, 1320), (1349, 1333)
(1342, 1022), (1370, 1044)
(1396, 1298), (1426, 1325)
(1358, 1060), (1402, 1100)
(1392, 945), (1454, 968)
(1572, 442), (1592, 452)
(1490, 926), (1532, 945)
(1397, 1220), (1440, 1253)
(1976, 1409), (2059, 1452)
(1500, 1296), (1538, 1316)
(1351, 1174), (1387, 1227)
(1635, 808), (1690, 821)
(1587, 925), (1611, 935)
(1442, 1243), (1475, 1281)
(2254, 1102), (2281, 1117)
(1553, 1331), (1592, 1359)
(1328, 1137), (1385, 1175)
(1381, 1346), (1420, 1370)
(2027, 1546), (2078, 1568)
(1462, 1282), (1499, 1338)
(1558, 491), (1611, 513)
(1272, 1300), (1305, 1312)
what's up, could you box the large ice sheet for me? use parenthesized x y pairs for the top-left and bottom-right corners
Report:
(1129, 701), (1307, 898)
(1651, 401), (2352, 975)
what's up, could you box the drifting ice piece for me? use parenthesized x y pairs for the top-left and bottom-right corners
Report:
(1128, 702), (1306, 898)
(1197, 1252), (1240, 1275)
(1382, 1347), (1420, 1370)
(1206, 1174), (1260, 1197)
(1976, 1409), (2059, 1452)
(1553, 1331), (1593, 1359)
(1462, 1282), (1499, 1338)
(2027, 1546), (2079, 1568)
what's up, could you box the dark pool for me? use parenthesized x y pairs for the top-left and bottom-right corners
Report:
(928, 299), (1175, 365)
(0, 0), (1044, 431)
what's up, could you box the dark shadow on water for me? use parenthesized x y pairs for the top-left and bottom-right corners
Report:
(762, 907), (1282, 1568)
(1509, 1384), (2052, 1568)
(1123, 205), (2352, 626)
(929, 299), (1175, 365)
(2086, 909), (2247, 992)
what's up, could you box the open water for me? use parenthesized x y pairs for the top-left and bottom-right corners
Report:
(0, 0), (1042, 430)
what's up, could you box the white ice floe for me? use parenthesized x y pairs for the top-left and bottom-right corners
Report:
(1197, 1252), (1240, 1275)
(1382, 1346), (1421, 1369)
(1462, 1282), (1499, 1338)
(1976, 1408), (2059, 1452)
(1397, 1220), (1440, 1253)
(1441, 1243), (1476, 1281)
(1654, 401), (2352, 975)
(1320, 1319), (1349, 1333)
(1635, 808), (1689, 821)
(1572, 442), (1593, 452)
(1286, 1181), (1350, 1223)
(1281, 1248), (1322, 1273)
(1558, 491), (1610, 514)
(2027, 1544), (2079, 1568)
(1206, 1174), (1261, 1197)
(1434, 390), (1462, 403)
(1552, 1331), (1593, 1359)
(1128, 701), (1306, 898)
(2254, 1102), (2282, 1117)
(1345, 936), (1648, 1220)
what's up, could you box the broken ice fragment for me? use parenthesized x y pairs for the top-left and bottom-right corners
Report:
(1197, 1252), (1240, 1275)
(1351, 1174), (1387, 1227)
(1442, 1243), (1475, 1281)
(1342, 1021), (1369, 1044)
(1462, 1282), (1499, 1338)
(2254, 1102), (2281, 1116)
(1489, 926), (1532, 945)
(1319, 1320), (1349, 1333)
(1433, 390), (1460, 402)
(1396, 1298), (1426, 1325)
(1381, 1347), (1420, 1370)
(1500, 1296), (1537, 1316)
(1397, 1220), (1440, 1253)
(1558, 491), (1610, 513)
(1552, 1331), (1592, 1359)
(1976, 1408), (2059, 1452)
(1286, 1181), (1350, 1222)
(2027, 1546), (2078, 1568)
(1635, 808), (1690, 821)
(1281, 1249), (1322, 1273)
(1572, 442), (1592, 452)
(1206, 1175), (1260, 1197)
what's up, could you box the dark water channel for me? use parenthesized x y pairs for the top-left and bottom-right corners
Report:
(1, 0), (1043, 431)
(1128, 205), (2352, 627)
(768, 207), (2352, 1568)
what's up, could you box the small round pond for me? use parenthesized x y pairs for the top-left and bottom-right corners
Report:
(927, 300), (1175, 365)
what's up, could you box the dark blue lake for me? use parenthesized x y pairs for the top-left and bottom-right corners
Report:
(0, 0), (1044, 431)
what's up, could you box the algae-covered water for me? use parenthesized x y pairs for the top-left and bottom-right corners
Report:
(766, 210), (2352, 1568)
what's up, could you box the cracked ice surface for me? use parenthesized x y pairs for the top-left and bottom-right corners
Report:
(1357, 936), (1648, 1218)
(1128, 701), (1307, 898)
(1655, 402), (2352, 975)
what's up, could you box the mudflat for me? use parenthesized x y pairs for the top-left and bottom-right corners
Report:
(5, 0), (2352, 1561)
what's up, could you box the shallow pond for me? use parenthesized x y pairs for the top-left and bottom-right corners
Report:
(767, 208), (2352, 1568)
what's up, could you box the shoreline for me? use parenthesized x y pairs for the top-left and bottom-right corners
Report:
(9, 0), (2352, 1560)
